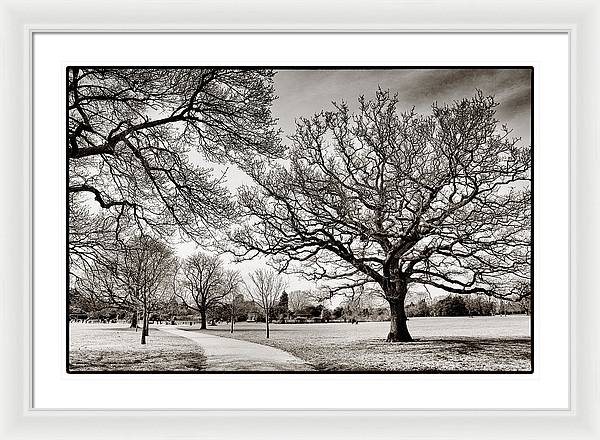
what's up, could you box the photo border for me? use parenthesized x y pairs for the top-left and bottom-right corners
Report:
(65, 64), (534, 376)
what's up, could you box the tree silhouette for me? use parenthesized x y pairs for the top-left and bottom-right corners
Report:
(68, 68), (281, 245)
(246, 269), (287, 338)
(232, 90), (531, 341)
(175, 253), (240, 329)
(75, 235), (175, 344)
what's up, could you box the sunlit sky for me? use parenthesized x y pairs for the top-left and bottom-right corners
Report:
(180, 68), (532, 299)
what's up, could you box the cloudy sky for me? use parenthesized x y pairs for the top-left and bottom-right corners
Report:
(192, 68), (532, 299)
(272, 68), (531, 143)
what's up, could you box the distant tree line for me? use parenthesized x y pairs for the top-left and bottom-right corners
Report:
(71, 286), (530, 328)
(405, 295), (530, 318)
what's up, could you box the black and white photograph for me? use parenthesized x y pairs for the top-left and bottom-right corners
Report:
(67, 67), (532, 373)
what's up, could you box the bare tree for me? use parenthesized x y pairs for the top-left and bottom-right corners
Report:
(222, 274), (244, 333)
(233, 90), (531, 341)
(75, 235), (175, 344)
(246, 269), (287, 338)
(68, 68), (282, 247)
(119, 236), (175, 343)
(175, 253), (236, 329)
(340, 285), (381, 320)
(287, 290), (311, 314)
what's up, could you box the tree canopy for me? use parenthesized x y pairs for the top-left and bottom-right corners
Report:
(232, 89), (531, 340)
(68, 68), (282, 245)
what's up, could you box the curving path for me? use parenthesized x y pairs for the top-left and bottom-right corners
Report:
(159, 326), (314, 371)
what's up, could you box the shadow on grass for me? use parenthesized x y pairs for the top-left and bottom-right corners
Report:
(198, 328), (532, 372)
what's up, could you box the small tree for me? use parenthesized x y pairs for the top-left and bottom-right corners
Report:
(305, 304), (324, 317)
(222, 274), (244, 333)
(176, 253), (236, 329)
(433, 295), (469, 317)
(273, 291), (290, 320)
(406, 299), (431, 317)
(124, 236), (175, 343)
(287, 290), (311, 315)
(77, 235), (175, 344)
(332, 306), (344, 319)
(246, 269), (287, 338)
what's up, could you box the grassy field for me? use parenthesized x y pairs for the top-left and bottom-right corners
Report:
(69, 324), (207, 372)
(69, 316), (531, 373)
(193, 316), (531, 372)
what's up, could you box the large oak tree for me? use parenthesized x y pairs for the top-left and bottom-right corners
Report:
(232, 90), (531, 341)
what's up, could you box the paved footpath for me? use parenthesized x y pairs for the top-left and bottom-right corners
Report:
(159, 326), (314, 371)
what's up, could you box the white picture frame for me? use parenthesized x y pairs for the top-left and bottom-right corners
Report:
(1, 0), (597, 439)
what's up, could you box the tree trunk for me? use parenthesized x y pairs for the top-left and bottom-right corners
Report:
(386, 297), (413, 342)
(141, 307), (148, 344)
(143, 311), (149, 336)
(265, 306), (270, 339)
(200, 309), (207, 330)
(130, 311), (138, 329)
